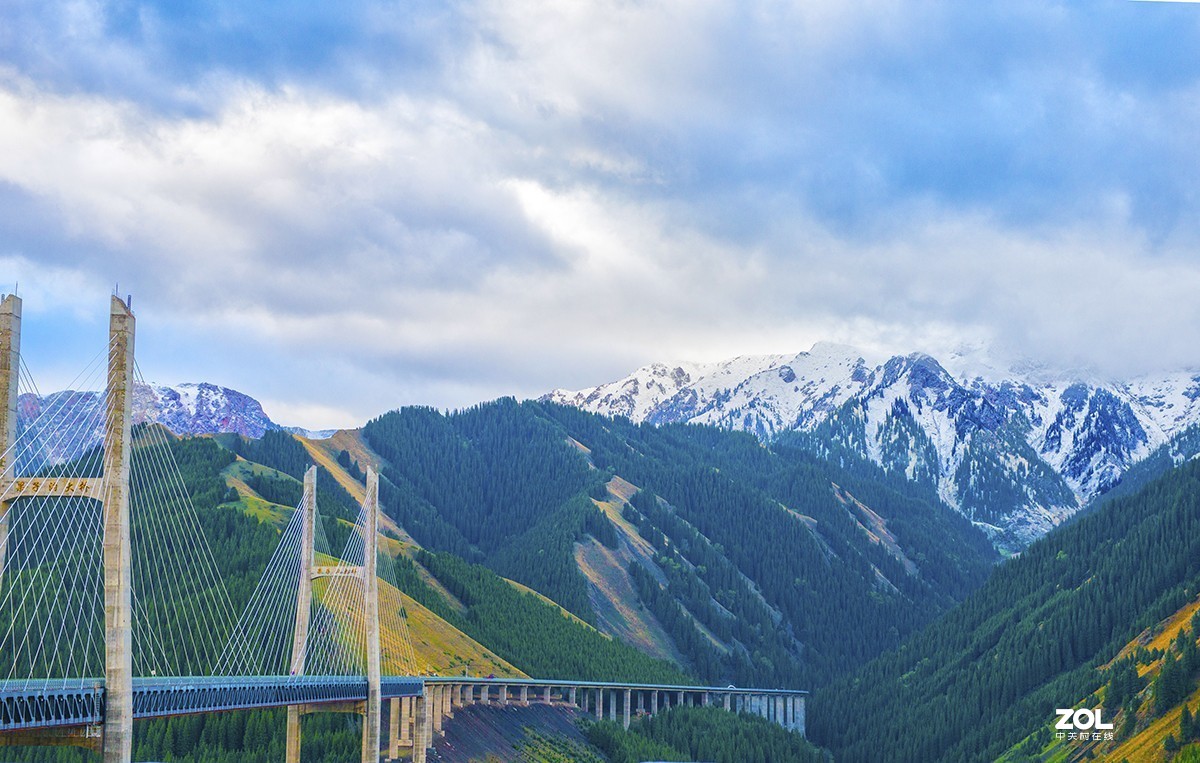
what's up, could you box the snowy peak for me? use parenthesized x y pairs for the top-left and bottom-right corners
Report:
(545, 343), (1200, 550)
(16, 381), (328, 467)
(136, 382), (277, 439)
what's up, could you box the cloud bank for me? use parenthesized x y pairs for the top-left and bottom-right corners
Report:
(3, 0), (1200, 427)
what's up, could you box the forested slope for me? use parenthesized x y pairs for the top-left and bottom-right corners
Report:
(811, 457), (1200, 763)
(363, 399), (998, 688)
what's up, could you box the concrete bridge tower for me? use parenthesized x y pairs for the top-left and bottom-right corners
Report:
(286, 466), (384, 763)
(0, 294), (136, 761)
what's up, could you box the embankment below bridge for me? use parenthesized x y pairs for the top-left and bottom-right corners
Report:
(426, 703), (597, 762)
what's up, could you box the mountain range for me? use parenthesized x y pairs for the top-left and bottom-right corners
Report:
(25, 341), (1200, 553)
(16, 381), (331, 466)
(546, 342), (1200, 550)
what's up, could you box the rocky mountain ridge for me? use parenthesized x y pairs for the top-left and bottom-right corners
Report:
(545, 343), (1200, 549)
(16, 381), (332, 465)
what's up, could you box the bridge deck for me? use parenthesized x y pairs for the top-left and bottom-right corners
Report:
(0, 675), (804, 735)
(0, 677), (423, 733)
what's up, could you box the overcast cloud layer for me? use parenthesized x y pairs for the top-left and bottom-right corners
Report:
(3, 1), (1200, 428)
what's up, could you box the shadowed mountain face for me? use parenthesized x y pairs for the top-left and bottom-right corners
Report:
(547, 342), (1200, 550)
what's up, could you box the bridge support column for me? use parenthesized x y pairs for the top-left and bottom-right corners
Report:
(412, 695), (430, 763)
(569, 687), (577, 707)
(101, 295), (135, 763)
(651, 691), (658, 714)
(519, 686), (528, 705)
(723, 693), (731, 711)
(623, 689), (631, 729)
(432, 686), (445, 735)
(0, 294), (20, 585)
(452, 683), (462, 709)
(543, 685), (551, 704)
(387, 698), (400, 760)
(608, 690), (616, 721)
(499, 684), (508, 706)
(401, 697), (413, 744)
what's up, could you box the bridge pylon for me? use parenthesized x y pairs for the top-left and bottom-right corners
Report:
(0, 294), (136, 761)
(286, 466), (386, 763)
(0, 293), (21, 582)
(101, 295), (136, 763)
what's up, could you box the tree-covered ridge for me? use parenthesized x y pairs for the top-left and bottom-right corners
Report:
(363, 398), (997, 689)
(585, 706), (824, 763)
(542, 403), (996, 684)
(994, 600), (1200, 761)
(227, 429), (366, 553)
(392, 550), (690, 684)
(811, 456), (1200, 763)
(364, 400), (605, 621)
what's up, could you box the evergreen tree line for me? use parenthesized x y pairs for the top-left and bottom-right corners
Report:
(810, 457), (1200, 763)
(228, 430), (365, 555)
(363, 398), (997, 689)
(396, 549), (689, 684)
(363, 401), (612, 621)
(624, 489), (805, 687)
(585, 706), (825, 763)
(536, 402), (997, 686)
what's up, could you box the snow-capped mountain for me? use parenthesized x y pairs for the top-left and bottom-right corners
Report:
(545, 342), (1200, 550)
(16, 382), (328, 466)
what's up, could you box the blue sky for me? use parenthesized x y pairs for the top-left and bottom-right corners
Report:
(3, 0), (1200, 428)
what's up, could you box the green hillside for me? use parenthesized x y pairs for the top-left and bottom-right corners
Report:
(810, 456), (1200, 763)
(363, 399), (998, 688)
(991, 593), (1200, 763)
(1, 400), (1001, 761)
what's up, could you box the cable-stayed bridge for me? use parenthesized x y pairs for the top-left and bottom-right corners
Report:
(0, 293), (807, 762)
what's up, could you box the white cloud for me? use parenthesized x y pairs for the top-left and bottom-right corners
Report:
(4, 2), (1200, 426)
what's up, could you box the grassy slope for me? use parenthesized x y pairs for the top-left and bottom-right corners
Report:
(317, 428), (697, 678)
(297, 431), (412, 544)
(223, 435), (523, 679)
(221, 458), (296, 525)
(998, 595), (1200, 763)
